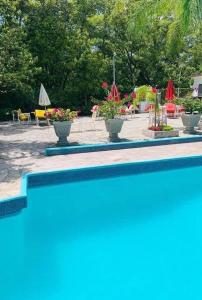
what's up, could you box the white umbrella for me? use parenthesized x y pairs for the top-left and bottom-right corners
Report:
(39, 83), (51, 109)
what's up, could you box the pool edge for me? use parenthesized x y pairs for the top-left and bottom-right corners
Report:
(1, 154), (202, 218)
(45, 135), (202, 156)
(0, 175), (27, 218)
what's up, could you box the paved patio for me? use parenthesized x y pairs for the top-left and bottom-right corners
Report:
(0, 114), (202, 199)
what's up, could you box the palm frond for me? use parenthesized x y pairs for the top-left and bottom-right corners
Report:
(183, 0), (191, 27)
(166, 20), (184, 55)
(196, 0), (202, 19)
(183, 0), (202, 27)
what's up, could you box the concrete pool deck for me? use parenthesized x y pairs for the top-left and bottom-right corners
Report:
(0, 114), (202, 199)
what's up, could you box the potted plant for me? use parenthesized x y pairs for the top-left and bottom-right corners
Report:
(96, 82), (126, 141)
(143, 89), (179, 138)
(144, 123), (179, 138)
(144, 106), (180, 138)
(98, 99), (126, 142)
(177, 99), (202, 133)
(46, 108), (77, 145)
(135, 85), (156, 112)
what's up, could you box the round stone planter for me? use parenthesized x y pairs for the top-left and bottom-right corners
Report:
(105, 119), (124, 142)
(53, 121), (72, 146)
(181, 114), (201, 134)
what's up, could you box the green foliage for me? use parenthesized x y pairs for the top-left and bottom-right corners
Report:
(135, 86), (156, 102)
(0, 0), (201, 117)
(162, 125), (174, 131)
(0, 108), (11, 121)
(129, 0), (202, 55)
(183, 0), (202, 27)
(98, 100), (126, 120)
(0, 27), (39, 93)
(0, 0), (40, 111)
(177, 98), (202, 114)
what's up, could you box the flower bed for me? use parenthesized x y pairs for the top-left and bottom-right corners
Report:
(143, 129), (179, 139)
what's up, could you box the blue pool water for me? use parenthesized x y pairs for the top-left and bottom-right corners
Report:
(1, 163), (202, 299)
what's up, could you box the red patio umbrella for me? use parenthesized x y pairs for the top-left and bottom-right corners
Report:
(165, 80), (175, 102)
(108, 82), (121, 102)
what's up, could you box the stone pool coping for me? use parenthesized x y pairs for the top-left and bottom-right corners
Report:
(1, 154), (202, 218)
(45, 135), (202, 156)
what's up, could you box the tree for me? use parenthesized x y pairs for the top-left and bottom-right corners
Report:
(0, 0), (201, 117)
(0, 0), (39, 110)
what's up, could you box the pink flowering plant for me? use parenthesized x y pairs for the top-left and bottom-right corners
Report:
(123, 91), (138, 107)
(45, 108), (77, 122)
(97, 82), (127, 119)
(99, 100), (127, 119)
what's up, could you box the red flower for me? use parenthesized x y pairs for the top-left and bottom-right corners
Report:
(152, 87), (157, 94)
(45, 112), (51, 118)
(124, 93), (129, 99)
(149, 126), (162, 131)
(131, 91), (136, 99)
(107, 94), (113, 101)
(101, 82), (108, 89)
(119, 108), (126, 114)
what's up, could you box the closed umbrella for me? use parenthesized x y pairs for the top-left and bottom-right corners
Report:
(39, 83), (51, 109)
(108, 52), (120, 102)
(165, 80), (175, 102)
(109, 83), (121, 102)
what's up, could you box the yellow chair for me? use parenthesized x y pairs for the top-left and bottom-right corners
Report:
(34, 109), (46, 125)
(47, 108), (54, 113)
(34, 109), (55, 125)
(12, 109), (31, 124)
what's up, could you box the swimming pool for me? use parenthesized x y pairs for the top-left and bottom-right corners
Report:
(1, 156), (202, 300)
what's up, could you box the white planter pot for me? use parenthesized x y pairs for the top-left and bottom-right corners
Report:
(197, 116), (202, 130)
(139, 101), (149, 113)
(105, 119), (124, 142)
(53, 121), (72, 145)
(181, 114), (201, 134)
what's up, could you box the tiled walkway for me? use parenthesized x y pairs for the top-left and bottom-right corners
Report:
(0, 115), (202, 199)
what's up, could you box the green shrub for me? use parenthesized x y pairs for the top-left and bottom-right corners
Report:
(0, 109), (11, 121)
(162, 125), (173, 131)
(176, 99), (202, 114)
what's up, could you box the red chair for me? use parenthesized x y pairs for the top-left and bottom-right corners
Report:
(177, 105), (185, 113)
(165, 103), (176, 117)
(144, 104), (155, 112)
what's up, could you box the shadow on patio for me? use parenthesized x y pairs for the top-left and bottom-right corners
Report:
(0, 140), (54, 184)
(0, 123), (51, 136)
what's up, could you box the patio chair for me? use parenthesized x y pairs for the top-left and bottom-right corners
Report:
(34, 109), (51, 126)
(176, 105), (185, 115)
(125, 104), (136, 118)
(165, 103), (177, 118)
(92, 111), (99, 120)
(144, 104), (155, 113)
(91, 105), (100, 121)
(12, 109), (31, 124)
